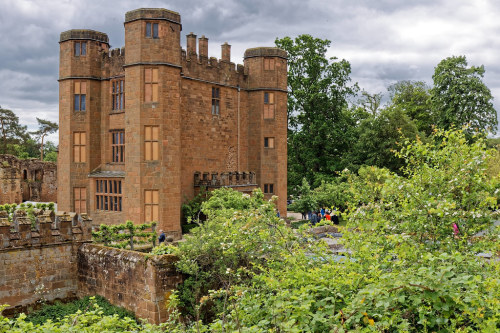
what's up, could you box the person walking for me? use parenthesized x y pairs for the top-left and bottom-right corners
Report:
(158, 229), (166, 244)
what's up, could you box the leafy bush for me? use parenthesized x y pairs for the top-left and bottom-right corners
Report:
(0, 297), (162, 332)
(23, 295), (135, 325)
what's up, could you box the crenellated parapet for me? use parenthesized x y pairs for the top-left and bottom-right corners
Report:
(0, 210), (92, 250)
(194, 171), (257, 187)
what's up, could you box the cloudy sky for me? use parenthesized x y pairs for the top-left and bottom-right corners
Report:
(1, 0), (499, 144)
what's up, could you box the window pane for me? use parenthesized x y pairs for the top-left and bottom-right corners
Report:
(152, 142), (159, 160)
(269, 93), (274, 104)
(145, 142), (151, 160)
(152, 190), (159, 203)
(119, 197), (122, 211)
(75, 82), (80, 94)
(81, 82), (87, 94)
(153, 23), (159, 38)
(152, 69), (158, 82)
(152, 84), (158, 101)
(119, 181), (122, 194)
(264, 138), (268, 147)
(75, 42), (80, 56)
(152, 126), (159, 140)
(145, 68), (152, 82)
(146, 22), (151, 37)
(145, 126), (151, 140)
(81, 95), (86, 111)
(74, 95), (80, 111)
(264, 92), (269, 104)
(152, 205), (159, 221)
(81, 42), (86, 55)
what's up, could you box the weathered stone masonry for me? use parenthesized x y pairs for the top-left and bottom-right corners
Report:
(0, 154), (57, 204)
(0, 210), (182, 324)
(58, 8), (288, 238)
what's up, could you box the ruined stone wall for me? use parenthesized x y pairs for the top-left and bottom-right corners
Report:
(0, 155), (57, 204)
(0, 211), (92, 315)
(77, 244), (182, 324)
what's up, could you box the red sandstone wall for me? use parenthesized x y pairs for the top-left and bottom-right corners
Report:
(0, 211), (92, 315)
(77, 244), (182, 324)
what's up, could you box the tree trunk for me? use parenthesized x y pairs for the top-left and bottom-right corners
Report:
(40, 134), (45, 160)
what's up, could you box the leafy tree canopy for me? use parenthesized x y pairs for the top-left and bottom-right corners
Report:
(431, 55), (497, 134)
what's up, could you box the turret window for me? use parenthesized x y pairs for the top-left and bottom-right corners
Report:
(264, 183), (274, 194)
(146, 22), (159, 38)
(264, 137), (275, 148)
(264, 58), (275, 70)
(74, 42), (87, 56)
(144, 68), (159, 102)
(264, 92), (275, 119)
(74, 81), (86, 111)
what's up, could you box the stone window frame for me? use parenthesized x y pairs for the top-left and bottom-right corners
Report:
(146, 22), (159, 39)
(144, 189), (159, 222)
(264, 92), (275, 119)
(74, 187), (87, 214)
(264, 137), (275, 149)
(144, 125), (160, 161)
(74, 81), (87, 112)
(264, 183), (274, 194)
(95, 178), (123, 212)
(111, 130), (125, 163)
(144, 68), (159, 103)
(73, 131), (87, 163)
(263, 58), (275, 71)
(111, 78), (125, 111)
(74, 41), (87, 56)
(212, 87), (220, 115)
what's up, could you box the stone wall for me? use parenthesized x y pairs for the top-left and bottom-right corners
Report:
(0, 211), (92, 315)
(0, 154), (57, 204)
(77, 244), (182, 324)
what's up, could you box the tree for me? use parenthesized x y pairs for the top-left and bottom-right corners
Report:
(431, 55), (497, 134)
(30, 118), (58, 161)
(275, 35), (357, 190)
(352, 107), (419, 173)
(388, 80), (433, 135)
(0, 106), (28, 154)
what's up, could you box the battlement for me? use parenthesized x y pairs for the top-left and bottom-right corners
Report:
(125, 8), (181, 24)
(194, 171), (257, 187)
(0, 210), (92, 250)
(60, 29), (109, 44)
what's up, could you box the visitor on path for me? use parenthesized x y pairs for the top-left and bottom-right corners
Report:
(310, 212), (318, 225)
(325, 211), (331, 221)
(158, 229), (166, 244)
(332, 211), (339, 225)
(320, 207), (325, 217)
(276, 210), (280, 218)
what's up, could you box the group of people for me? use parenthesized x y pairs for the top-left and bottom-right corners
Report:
(307, 207), (339, 225)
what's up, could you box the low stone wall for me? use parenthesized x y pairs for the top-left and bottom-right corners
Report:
(0, 211), (92, 315)
(77, 244), (182, 324)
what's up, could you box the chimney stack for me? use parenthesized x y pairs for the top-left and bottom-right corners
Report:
(187, 32), (197, 59)
(221, 42), (231, 62)
(199, 35), (208, 61)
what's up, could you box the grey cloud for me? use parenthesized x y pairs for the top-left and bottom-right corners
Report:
(0, 0), (499, 137)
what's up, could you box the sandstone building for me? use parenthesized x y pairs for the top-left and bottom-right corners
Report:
(58, 8), (287, 238)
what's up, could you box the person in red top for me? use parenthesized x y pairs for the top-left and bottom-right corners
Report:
(325, 211), (331, 221)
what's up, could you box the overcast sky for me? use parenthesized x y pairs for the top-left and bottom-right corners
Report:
(1, 0), (499, 144)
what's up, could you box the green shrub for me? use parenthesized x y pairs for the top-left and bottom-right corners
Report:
(23, 295), (135, 326)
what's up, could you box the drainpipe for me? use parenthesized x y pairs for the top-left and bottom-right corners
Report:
(237, 85), (240, 171)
